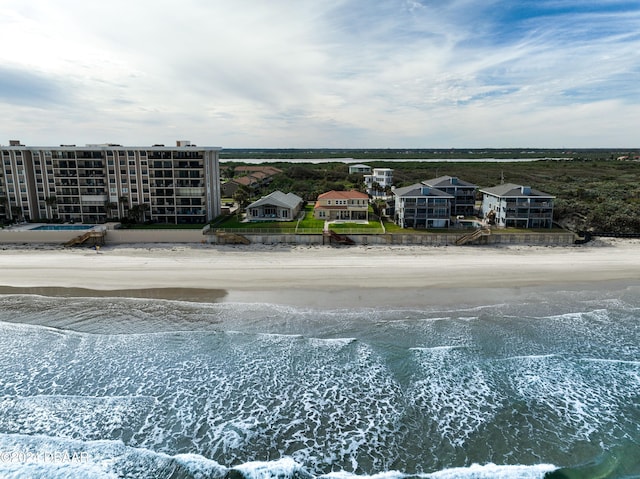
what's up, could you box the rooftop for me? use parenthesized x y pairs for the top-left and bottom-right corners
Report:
(317, 190), (369, 200)
(480, 183), (555, 198)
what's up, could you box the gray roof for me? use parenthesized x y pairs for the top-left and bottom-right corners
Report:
(480, 183), (554, 198)
(247, 190), (303, 209)
(422, 175), (477, 188)
(393, 183), (454, 198)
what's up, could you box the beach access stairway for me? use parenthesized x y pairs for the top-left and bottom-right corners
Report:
(324, 230), (356, 245)
(455, 227), (491, 246)
(214, 230), (251, 245)
(64, 230), (107, 247)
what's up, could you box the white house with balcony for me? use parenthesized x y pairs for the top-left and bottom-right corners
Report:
(480, 183), (555, 228)
(348, 164), (371, 174)
(364, 168), (393, 196)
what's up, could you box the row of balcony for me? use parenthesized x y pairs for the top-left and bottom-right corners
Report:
(504, 201), (552, 208)
(502, 213), (553, 219)
(505, 208), (553, 216)
(152, 208), (206, 215)
(402, 199), (449, 205)
(403, 208), (450, 216)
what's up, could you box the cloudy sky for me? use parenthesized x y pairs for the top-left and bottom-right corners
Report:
(1, 0), (639, 148)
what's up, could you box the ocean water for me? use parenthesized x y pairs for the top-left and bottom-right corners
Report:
(0, 285), (638, 479)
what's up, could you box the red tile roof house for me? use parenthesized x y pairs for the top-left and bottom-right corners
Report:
(314, 190), (369, 221)
(234, 165), (283, 176)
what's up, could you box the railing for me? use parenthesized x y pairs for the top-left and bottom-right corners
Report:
(329, 227), (385, 234)
(210, 227), (306, 234)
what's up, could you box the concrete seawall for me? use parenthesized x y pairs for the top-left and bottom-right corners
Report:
(209, 231), (576, 246)
(1, 227), (575, 246)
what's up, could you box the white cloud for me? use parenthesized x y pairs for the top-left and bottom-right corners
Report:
(0, 0), (639, 147)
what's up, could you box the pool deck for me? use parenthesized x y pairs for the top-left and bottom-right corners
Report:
(2, 223), (97, 232)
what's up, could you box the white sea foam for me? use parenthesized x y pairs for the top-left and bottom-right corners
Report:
(234, 457), (311, 479)
(1, 291), (639, 476)
(408, 346), (464, 352)
(580, 358), (640, 366)
(408, 347), (503, 449)
(0, 462), (118, 479)
(321, 470), (406, 479)
(423, 462), (556, 479)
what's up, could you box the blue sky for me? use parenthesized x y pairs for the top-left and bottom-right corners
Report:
(0, 0), (638, 148)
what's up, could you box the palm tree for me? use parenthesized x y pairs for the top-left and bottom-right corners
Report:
(45, 196), (58, 219)
(233, 185), (251, 211)
(104, 200), (117, 220)
(127, 204), (140, 223)
(0, 197), (7, 223)
(138, 203), (150, 223)
(10, 206), (21, 223)
(370, 181), (383, 197)
(128, 203), (150, 223)
(118, 196), (129, 219)
(372, 198), (387, 218)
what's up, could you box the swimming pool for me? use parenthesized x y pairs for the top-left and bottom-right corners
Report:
(31, 225), (96, 231)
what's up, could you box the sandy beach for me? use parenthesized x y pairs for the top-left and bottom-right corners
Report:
(1, 239), (639, 307)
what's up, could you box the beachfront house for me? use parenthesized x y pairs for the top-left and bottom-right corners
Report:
(314, 190), (369, 221)
(480, 183), (555, 228)
(393, 184), (453, 228)
(348, 164), (372, 174)
(421, 176), (478, 217)
(221, 176), (259, 198)
(364, 168), (393, 196)
(246, 191), (303, 221)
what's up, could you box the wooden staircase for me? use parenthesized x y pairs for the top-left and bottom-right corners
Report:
(325, 230), (355, 245)
(455, 227), (491, 246)
(215, 231), (251, 245)
(64, 230), (106, 247)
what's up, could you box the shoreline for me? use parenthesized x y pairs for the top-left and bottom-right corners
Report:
(1, 239), (639, 307)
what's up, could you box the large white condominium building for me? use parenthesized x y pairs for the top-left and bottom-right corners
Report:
(0, 140), (221, 224)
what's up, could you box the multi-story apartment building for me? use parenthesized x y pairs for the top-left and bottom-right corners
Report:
(393, 183), (453, 228)
(0, 140), (221, 224)
(480, 183), (555, 228)
(364, 168), (393, 196)
(421, 176), (478, 217)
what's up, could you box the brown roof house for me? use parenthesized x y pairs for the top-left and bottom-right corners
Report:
(314, 190), (369, 221)
(222, 166), (282, 197)
(234, 165), (283, 176)
(221, 176), (260, 197)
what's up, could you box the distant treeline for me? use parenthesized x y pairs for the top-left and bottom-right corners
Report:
(222, 156), (640, 234)
(220, 148), (638, 161)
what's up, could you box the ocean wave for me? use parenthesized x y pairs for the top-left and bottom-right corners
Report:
(0, 437), (558, 479)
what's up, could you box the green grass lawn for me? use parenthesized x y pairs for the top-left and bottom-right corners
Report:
(212, 205), (324, 233)
(214, 216), (297, 230)
(125, 223), (207, 229)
